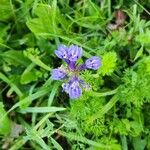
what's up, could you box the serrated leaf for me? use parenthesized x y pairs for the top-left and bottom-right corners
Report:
(136, 29), (150, 46)
(99, 52), (117, 76)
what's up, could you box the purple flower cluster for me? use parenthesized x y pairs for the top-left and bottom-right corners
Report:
(51, 45), (101, 99)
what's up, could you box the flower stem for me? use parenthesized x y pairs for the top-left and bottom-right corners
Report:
(88, 87), (118, 97)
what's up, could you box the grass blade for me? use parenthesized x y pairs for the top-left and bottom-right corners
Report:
(20, 107), (66, 113)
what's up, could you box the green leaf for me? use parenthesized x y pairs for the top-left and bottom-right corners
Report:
(88, 95), (119, 123)
(0, 23), (10, 38)
(24, 49), (51, 71)
(134, 46), (143, 61)
(26, 2), (61, 36)
(51, 137), (63, 150)
(132, 136), (147, 150)
(0, 86), (51, 123)
(136, 29), (150, 46)
(9, 139), (27, 150)
(20, 63), (42, 84)
(25, 127), (50, 150)
(58, 131), (110, 149)
(48, 82), (60, 106)
(0, 72), (23, 97)
(0, 50), (30, 67)
(20, 107), (66, 113)
(0, 102), (11, 136)
(99, 52), (117, 76)
(0, 0), (12, 21)
(20, 70), (42, 84)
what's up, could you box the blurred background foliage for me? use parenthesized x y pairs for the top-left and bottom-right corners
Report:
(0, 0), (150, 149)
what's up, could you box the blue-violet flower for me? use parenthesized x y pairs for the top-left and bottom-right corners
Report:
(51, 44), (101, 99)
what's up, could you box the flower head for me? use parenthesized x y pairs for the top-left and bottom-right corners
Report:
(51, 45), (101, 99)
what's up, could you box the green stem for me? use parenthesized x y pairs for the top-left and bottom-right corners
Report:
(88, 88), (118, 97)
(121, 135), (128, 150)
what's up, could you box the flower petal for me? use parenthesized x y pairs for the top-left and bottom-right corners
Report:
(68, 45), (82, 62)
(68, 79), (82, 99)
(51, 68), (67, 80)
(85, 56), (101, 70)
(55, 45), (68, 60)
